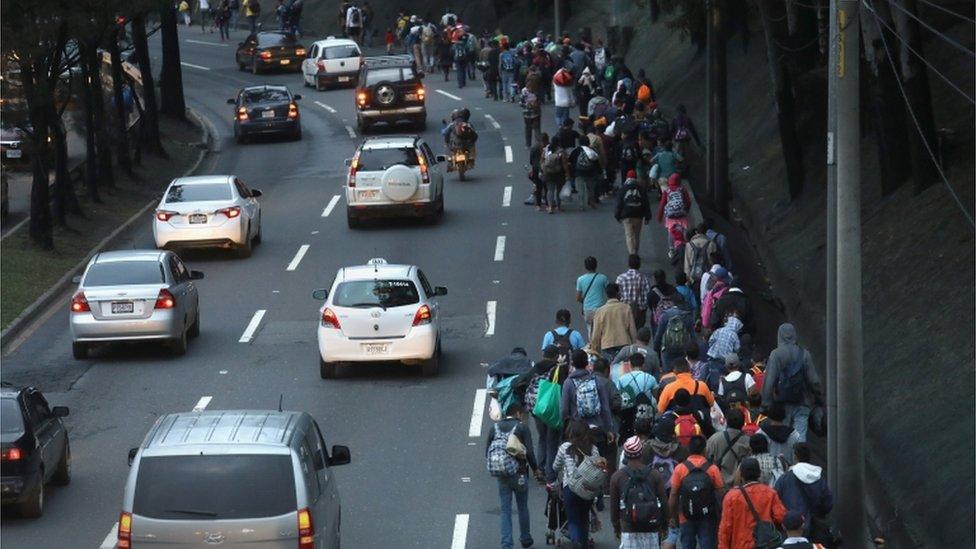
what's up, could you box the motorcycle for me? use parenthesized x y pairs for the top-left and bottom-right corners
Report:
(448, 146), (475, 180)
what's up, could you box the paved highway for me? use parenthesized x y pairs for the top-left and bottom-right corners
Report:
(1, 28), (669, 548)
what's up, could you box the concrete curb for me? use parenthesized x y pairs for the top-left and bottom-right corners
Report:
(0, 107), (213, 350)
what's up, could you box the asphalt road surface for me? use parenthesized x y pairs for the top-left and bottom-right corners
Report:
(1, 27), (669, 548)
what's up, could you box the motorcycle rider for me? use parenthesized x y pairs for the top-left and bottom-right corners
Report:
(442, 107), (479, 160)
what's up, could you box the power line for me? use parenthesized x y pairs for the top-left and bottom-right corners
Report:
(861, 0), (975, 105)
(916, 0), (975, 24)
(880, 0), (975, 57)
(867, 0), (976, 230)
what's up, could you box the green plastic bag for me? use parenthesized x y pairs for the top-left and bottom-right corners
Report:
(532, 368), (562, 430)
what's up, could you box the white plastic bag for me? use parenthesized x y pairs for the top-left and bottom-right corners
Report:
(488, 397), (502, 422)
(710, 401), (727, 432)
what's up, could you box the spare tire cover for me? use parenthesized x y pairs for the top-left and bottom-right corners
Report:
(381, 165), (419, 201)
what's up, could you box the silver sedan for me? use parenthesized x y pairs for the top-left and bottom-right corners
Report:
(69, 250), (204, 359)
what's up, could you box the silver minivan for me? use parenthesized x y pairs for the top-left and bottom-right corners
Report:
(119, 410), (350, 548)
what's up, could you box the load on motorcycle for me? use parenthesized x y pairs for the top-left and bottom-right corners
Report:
(441, 108), (478, 179)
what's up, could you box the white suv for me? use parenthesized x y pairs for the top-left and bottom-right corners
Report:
(301, 36), (361, 90)
(313, 258), (447, 378)
(344, 135), (445, 228)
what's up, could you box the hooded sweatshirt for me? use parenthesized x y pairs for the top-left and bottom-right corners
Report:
(757, 422), (800, 465)
(774, 462), (834, 533)
(658, 173), (691, 221)
(761, 324), (823, 408)
(707, 315), (743, 360)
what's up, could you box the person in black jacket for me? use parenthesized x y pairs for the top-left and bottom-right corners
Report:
(615, 170), (652, 255)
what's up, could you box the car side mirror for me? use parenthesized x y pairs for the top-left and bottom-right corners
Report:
(128, 447), (138, 466)
(71, 275), (82, 284)
(51, 406), (69, 418)
(226, 98), (236, 104)
(328, 445), (351, 466)
(435, 155), (447, 163)
(293, 94), (302, 100)
(343, 158), (352, 167)
(250, 189), (262, 198)
(311, 288), (329, 300)
(189, 270), (205, 280)
(434, 286), (448, 296)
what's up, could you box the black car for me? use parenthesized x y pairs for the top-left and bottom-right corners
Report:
(355, 55), (427, 133)
(235, 31), (306, 75)
(0, 384), (70, 517)
(229, 85), (303, 143)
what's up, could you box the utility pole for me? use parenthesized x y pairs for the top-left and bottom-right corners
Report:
(554, 0), (562, 41)
(825, 0), (839, 496)
(831, 0), (867, 543)
(705, 0), (714, 204)
(707, 0), (729, 215)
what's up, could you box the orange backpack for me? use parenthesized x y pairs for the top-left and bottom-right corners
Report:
(674, 414), (702, 446)
(637, 83), (652, 103)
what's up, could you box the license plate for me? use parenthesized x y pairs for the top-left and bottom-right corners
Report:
(111, 301), (134, 314)
(338, 76), (350, 82)
(280, 59), (290, 65)
(362, 343), (390, 355)
(189, 214), (207, 224)
(358, 189), (378, 199)
(6, 149), (21, 159)
(262, 110), (275, 119)
(405, 93), (418, 101)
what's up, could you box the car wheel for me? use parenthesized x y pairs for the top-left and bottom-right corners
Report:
(188, 310), (201, 338)
(19, 473), (43, 518)
(253, 215), (262, 244)
(72, 342), (88, 360)
(416, 118), (427, 131)
(238, 61), (246, 71)
(52, 443), (71, 486)
(458, 165), (466, 181)
(251, 58), (260, 75)
(346, 213), (360, 229)
(236, 128), (248, 144)
(320, 357), (337, 379)
(171, 328), (188, 356)
(237, 228), (253, 258)
(421, 351), (439, 377)
(316, 78), (326, 92)
(292, 125), (302, 141)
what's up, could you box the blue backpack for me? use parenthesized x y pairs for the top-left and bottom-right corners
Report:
(500, 51), (516, 72)
(574, 375), (601, 418)
(776, 351), (807, 404)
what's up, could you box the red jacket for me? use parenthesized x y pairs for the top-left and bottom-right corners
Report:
(657, 174), (691, 222)
(718, 483), (788, 549)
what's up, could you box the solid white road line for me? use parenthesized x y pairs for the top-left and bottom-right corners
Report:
(469, 389), (487, 437)
(239, 309), (267, 343)
(436, 89), (462, 101)
(502, 186), (512, 207)
(185, 39), (229, 47)
(314, 100), (337, 113)
(494, 236), (506, 262)
(345, 125), (357, 138)
(451, 514), (470, 549)
(99, 523), (118, 549)
(192, 396), (213, 412)
(322, 194), (341, 217)
(484, 114), (501, 129)
(504, 145), (513, 163)
(286, 245), (310, 271)
(485, 301), (497, 336)
(180, 61), (211, 71)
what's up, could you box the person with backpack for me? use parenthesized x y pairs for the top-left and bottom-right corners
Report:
(610, 436), (669, 547)
(344, 3), (363, 45)
(706, 315), (742, 372)
(757, 403), (801, 467)
(486, 402), (539, 549)
(615, 254), (651, 329)
(671, 104), (702, 157)
(561, 350), (614, 434)
(452, 32), (469, 88)
(615, 170), (652, 255)
(553, 419), (605, 546)
(518, 345), (561, 481)
(552, 65), (575, 128)
(701, 217), (733, 272)
(698, 254), (728, 306)
(540, 309), (586, 355)
(590, 283), (638, 360)
(705, 408), (752, 486)
(658, 173), (691, 249)
(667, 435), (724, 548)
(717, 457), (788, 549)
(684, 226), (720, 289)
(541, 140), (569, 213)
(576, 256), (609, 335)
(654, 293), (695, 371)
(760, 323), (824, 442)
(520, 87), (542, 150)
(499, 44), (519, 102)
(701, 268), (732, 331)
(750, 434), (788, 486)
(717, 354), (757, 407)
(568, 138), (601, 210)
(674, 271), (700, 319)
(651, 141), (683, 194)
(615, 352), (658, 442)
(657, 360), (716, 418)
(421, 21), (437, 72)
(710, 281), (753, 336)
(774, 443), (834, 545)
(611, 326), (661, 380)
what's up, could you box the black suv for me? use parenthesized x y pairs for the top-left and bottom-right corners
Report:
(0, 384), (70, 517)
(355, 55), (427, 133)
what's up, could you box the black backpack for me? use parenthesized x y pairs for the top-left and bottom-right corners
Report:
(722, 374), (749, 405)
(551, 329), (573, 369)
(622, 467), (663, 532)
(678, 459), (716, 520)
(622, 180), (643, 209)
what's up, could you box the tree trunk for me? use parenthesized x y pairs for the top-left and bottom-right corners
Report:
(77, 39), (101, 202)
(48, 105), (80, 225)
(159, 3), (187, 118)
(21, 64), (54, 249)
(108, 32), (133, 177)
(650, 0), (660, 22)
(132, 14), (166, 156)
(892, 0), (938, 192)
(86, 45), (115, 188)
(758, 0), (805, 199)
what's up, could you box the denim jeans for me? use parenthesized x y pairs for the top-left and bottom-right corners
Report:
(422, 44), (436, 71)
(679, 517), (718, 549)
(524, 117), (541, 148)
(545, 176), (563, 208)
(501, 71), (515, 100)
(562, 486), (591, 545)
(785, 404), (811, 442)
(456, 60), (467, 87)
(533, 416), (561, 481)
(554, 106), (570, 128)
(498, 476), (532, 549)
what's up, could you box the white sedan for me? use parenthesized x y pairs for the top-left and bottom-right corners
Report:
(313, 258), (447, 378)
(153, 175), (263, 258)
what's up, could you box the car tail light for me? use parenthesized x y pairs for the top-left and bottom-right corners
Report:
(348, 155), (359, 187)
(259, 50), (272, 60)
(288, 102), (299, 119)
(216, 206), (241, 218)
(154, 289), (176, 310)
(298, 508), (314, 549)
(416, 151), (430, 183)
(412, 304), (431, 326)
(71, 292), (90, 313)
(295, 47), (306, 57)
(237, 106), (248, 121)
(2, 447), (22, 461)
(416, 86), (425, 100)
(320, 308), (340, 329)
(155, 209), (177, 222)
(356, 92), (367, 107)
(118, 511), (132, 549)
(317, 60), (326, 72)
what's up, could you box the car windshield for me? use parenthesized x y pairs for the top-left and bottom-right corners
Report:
(84, 261), (164, 286)
(257, 33), (296, 47)
(364, 67), (402, 86)
(333, 279), (420, 308)
(0, 399), (24, 436)
(357, 147), (419, 171)
(242, 88), (290, 104)
(325, 45), (359, 59)
(165, 183), (232, 203)
(133, 455), (297, 520)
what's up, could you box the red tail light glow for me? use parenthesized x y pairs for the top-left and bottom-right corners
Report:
(295, 48), (306, 57)
(259, 51), (272, 60)
(2, 448), (22, 461)
(154, 289), (176, 310)
(417, 151), (430, 183)
(288, 102), (299, 119)
(237, 107), (248, 121)
(118, 511), (132, 549)
(71, 292), (90, 313)
(320, 308), (341, 329)
(298, 507), (314, 548)
(356, 92), (367, 107)
(348, 155), (359, 187)
(216, 206), (241, 218)
(412, 304), (431, 326)
(155, 210), (177, 222)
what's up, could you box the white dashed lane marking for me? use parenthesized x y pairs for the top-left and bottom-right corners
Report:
(485, 301), (497, 336)
(180, 61), (211, 71)
(185, 39), (228, 47)
(239, 310), (267, 343)
(469, 389), (487, 437)
(192, 396), (213, 412)
(436, 89), (462, 101)
(504, 145), (513, 163)
(286, 245), (310, 271)
(322, 194), (341, 217)
(345, 125), (357, 139)
(99, 523), (118, 549)
(314, 100), (337, 113)
(484, 114), (501, 129)
(502, 186), (512, 207)
(494, 236), (506, 262)
(451, 514), (470, 549)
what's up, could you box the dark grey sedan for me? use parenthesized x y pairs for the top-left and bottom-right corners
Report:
(229, 85), (302, 143)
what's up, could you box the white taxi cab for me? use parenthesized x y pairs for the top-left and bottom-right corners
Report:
(301, 37), (362, 90)
(313, 258), (447, 379)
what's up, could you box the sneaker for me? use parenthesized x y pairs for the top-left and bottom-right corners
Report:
(520, 539), (534, 548)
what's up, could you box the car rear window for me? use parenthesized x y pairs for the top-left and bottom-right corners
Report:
(257, 33), (296, 47)
(165, 183), (232, 203)
(0, 398), (24, 437)
(133, 454), (297, 520)
(364, 67), (402, 86)
(333, 279), (420, 308)
(357, 147), (419, 171)
(325, 45), (359, 59)
(242, 88), (290, 103)
(84, 261), (164, 286)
